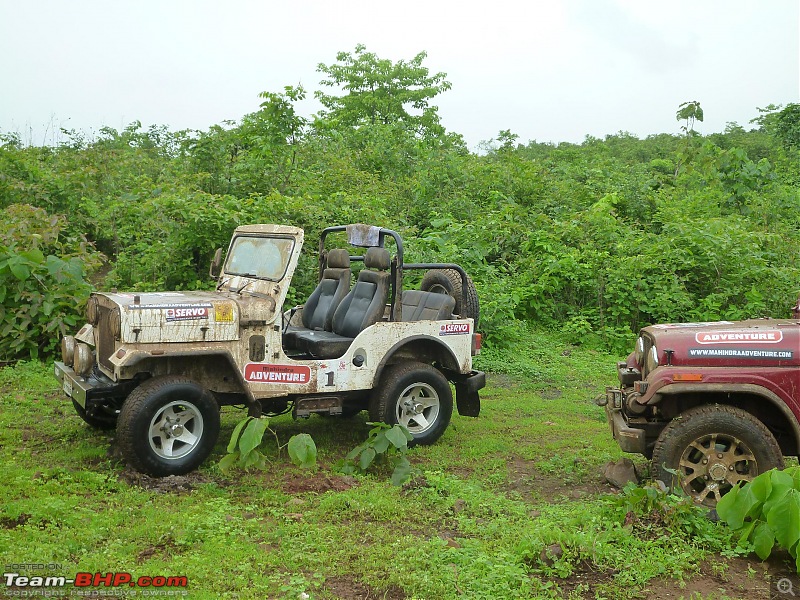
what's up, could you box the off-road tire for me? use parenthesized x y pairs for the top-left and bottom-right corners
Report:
(72, 399), (117, 430)
(117, 376), (220, 477)
(369, 362), (453, 446)
(651, 404), (783, 506)
(420, 269), (480, 325)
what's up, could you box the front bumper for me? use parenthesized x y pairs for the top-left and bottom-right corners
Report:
(54, 361), (137, 409)
(598, 387), (646, 454)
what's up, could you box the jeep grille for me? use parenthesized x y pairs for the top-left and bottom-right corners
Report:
(96, 305), (115, 371)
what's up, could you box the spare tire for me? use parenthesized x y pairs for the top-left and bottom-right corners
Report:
(420, 268), (480, 325)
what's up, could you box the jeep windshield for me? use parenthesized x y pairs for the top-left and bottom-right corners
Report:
(224, 235), (295, 281)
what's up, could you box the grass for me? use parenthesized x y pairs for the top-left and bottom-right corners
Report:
(0, 329), (789, 599)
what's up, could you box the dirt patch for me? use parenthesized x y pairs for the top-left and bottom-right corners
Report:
(119, 468), (211, 493)
(323, 575), (405, 600)
(642, 554), (798, 599)
(486, 373), (518, 389)
(555, 559), (619, 598)
(539, 387), (563, 400)
(136, 537), (181, 564)
(0, 513), (31, 529)
(282, 472), (358, 495)
(504, 457), (612, 502)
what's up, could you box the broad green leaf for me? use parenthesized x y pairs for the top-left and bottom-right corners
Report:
(372, 432), (392, 454)
(717, 484), (748, 529)
(737, 521), (756, 548)
(21, 249), (45, 264)
(239, 417), (268, 456)
(287, 433), (317, 468)
(385, 425), (409, 449)
(749, 472), (773, 502)
(346, 442), (368, 461)
(391, 456), (413, 486)
(241, 448), (265, 470)
(767, 488), (800, 551)
(752, 522), (776, 560)
(218, 451), (240, 472)
(8, 261), (30, 281)
(358, 447), (376, 471)
(227, 417), (252, 453)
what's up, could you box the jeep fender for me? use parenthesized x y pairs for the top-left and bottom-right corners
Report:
(652, 382), (800, 455)
(373, 336), (482, 417)
(114, 349), (255, 404)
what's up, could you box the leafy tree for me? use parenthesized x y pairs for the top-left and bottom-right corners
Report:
(315, 44), (451, 137)
(775, 103), (800, 150)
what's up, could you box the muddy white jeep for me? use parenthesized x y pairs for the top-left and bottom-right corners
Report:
(55, 224), (485, 476)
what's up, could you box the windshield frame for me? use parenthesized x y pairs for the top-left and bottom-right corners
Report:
(223, 234), (296, 282)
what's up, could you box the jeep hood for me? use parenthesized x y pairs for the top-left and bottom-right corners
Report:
(99, 291), (240, 344)
(642, 319), (800, 367)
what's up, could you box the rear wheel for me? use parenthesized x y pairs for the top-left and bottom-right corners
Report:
(369, 362), (453, 446)
(117, 376), (220, 476)
(651, 404), (783, 506)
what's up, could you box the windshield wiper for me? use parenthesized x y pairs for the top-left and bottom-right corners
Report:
(233, 274), (257, 294)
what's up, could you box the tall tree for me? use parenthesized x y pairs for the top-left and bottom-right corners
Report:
(315, 44), (451, 137)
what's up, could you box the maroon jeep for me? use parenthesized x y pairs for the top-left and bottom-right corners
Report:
(598, 306), (800, 505)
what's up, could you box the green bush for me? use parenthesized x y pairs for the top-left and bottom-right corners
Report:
(0, 205), (101, 360)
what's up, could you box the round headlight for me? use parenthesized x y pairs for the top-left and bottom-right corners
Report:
(61, 336), (75, 367)
(74, 342), (94, 377)
(109, 308), (121, 339)
(646, 345), (659, 374)
(86, 296), (99, 325)
(634, 336), (645, 367)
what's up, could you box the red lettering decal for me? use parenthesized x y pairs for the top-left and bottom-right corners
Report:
(244, 364), (311, 384)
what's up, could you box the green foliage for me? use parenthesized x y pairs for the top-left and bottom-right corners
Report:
(219, 416), (317, 472)
(1, 50), (798, 355)
(607, 481), (721, 539)
(337, 422), (416, 486)
(717, 466), (800, 570)
(775, 103), (800, 150)
(315, 44), (451, 137)
(0, 205), (100, 360)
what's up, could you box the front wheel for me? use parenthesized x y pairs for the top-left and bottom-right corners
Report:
(117, 376), (220, 477)
(651, 404), (784, 506)
(369, 362), (453, 446)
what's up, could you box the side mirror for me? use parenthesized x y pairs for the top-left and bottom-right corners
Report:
(209, 248), (223, 279)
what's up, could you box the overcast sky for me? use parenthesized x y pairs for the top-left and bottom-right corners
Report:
(1, 0), (798, 149)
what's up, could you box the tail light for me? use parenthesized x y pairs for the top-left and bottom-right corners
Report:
(472, 333), (482, 356)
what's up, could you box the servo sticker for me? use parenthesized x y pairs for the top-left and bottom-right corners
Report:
(689, 348), (794, 359)
(695, 330), (783, 344)
(439, 323), (470, 336)
(165, 306), (210, 321)
(244, 364), (311, 384)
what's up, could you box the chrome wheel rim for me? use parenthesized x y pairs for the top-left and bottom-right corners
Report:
(395, 382), (440, 434)
(148, 401), (204, 460)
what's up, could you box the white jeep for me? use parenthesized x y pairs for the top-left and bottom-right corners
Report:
(55, 224), (485, 476)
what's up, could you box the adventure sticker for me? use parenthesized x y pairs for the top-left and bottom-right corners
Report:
(439, 323), (470, 336)
(214, 302), (234, 322)
(244, 363), (311, 384)
(695, 330), (783, 344)
(689, 348), (794, 360)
